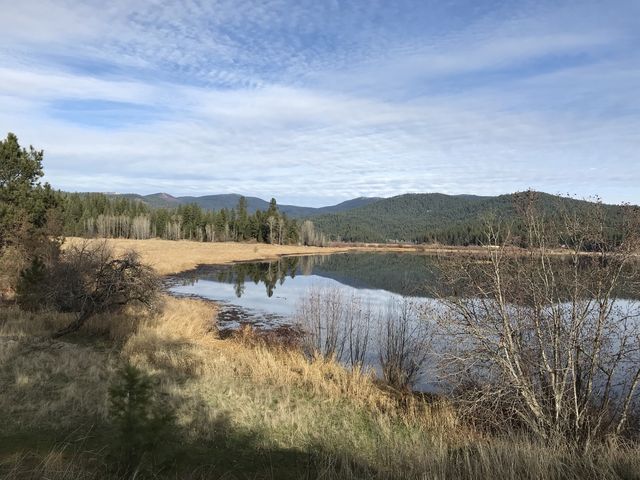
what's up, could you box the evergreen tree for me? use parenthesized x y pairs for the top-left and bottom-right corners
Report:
(109, 364), (175, 471)
(46, 190), (301, 246)
(0, 133), (60, 296)
(236, 196), (249, 240)
(0, 132), (48, 248)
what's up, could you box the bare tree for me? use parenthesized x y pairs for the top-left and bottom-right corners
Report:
(278, 217), (285, 245)
(205, 224), (216, 242)
(131, 215), (152, 240)
(300, 220), (327, 247)
(267, 216), (277, 244)
(95, 214), (132, 238)
(165, 217), (182, 240)
(437, 193), (640, 443)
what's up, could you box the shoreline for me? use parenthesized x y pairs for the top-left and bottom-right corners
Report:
(64, 237), (352, 276)
(64, 237), (614, 279)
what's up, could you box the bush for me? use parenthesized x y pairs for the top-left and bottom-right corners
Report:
(378, 298), (432, 391)
(13, 240), (160, 337)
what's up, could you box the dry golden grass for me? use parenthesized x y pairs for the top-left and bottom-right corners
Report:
(0, 307), (115, 431)
(63, 237), (351, 275)
(0, 293), (450, 477)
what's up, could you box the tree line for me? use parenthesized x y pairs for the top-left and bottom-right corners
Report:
(0, 132), (323, 247)
(60, 192), (307, 244)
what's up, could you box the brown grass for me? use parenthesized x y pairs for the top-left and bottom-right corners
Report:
(3, 291), (640, 479)
(63, 237), (351, 275)
(4, 292), (639, 479)
(0, 293), (455, 476)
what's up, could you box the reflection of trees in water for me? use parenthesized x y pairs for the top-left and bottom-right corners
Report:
(174, 254), (440, 297)
(219, 253), (437, 298)
(312, 253), (640, 299)
(176, 253), (640, 301)
(178, 254), (444, 297)
(211, 256), (336, 297)
(310, 253), (442, 297)
(443, 254), (640, 303)
(214, 256), (301, 297)
(298, 254), (330, 275)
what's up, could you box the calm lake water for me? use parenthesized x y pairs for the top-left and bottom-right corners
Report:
(169, 252), (440, 330)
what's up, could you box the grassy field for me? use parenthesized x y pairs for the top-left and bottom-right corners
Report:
(2, 239), (640, 479)
(63, 237), (352, 275)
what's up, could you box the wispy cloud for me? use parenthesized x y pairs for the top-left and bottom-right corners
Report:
(0, 0), (638, 205)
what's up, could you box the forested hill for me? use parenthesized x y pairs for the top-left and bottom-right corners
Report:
(82, 190), (628, 246)
(309, 192), (624, 245)
(117, 192), (382, 217)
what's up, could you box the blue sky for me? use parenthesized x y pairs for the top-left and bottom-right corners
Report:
(1, 0), (639, 206)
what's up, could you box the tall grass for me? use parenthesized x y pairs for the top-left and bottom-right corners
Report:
(2, 294), (640, 479)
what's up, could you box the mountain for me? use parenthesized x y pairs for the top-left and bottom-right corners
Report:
(119, 192), (182, 208)
(112, 192), (382, 218)
(105, 191), (627, 245)
(309, 192), (624, 244)
(319, 196), (384, 213)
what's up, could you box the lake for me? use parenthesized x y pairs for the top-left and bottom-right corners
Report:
(168, 252), (441, 330)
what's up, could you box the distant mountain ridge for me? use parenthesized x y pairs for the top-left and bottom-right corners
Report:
(309, 192), (627, 243)
(113, 192), (383, 218)
(103, 191), (631, 244)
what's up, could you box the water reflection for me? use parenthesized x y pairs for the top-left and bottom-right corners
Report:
(169, 252), (640, 329)
(221, 256), (302, 298)
(175, 252), (443, 300)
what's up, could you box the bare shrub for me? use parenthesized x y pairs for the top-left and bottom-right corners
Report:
(295, 286), (373, 368)
(378, 297), (432, 391)
(345, 294), (372, 368)
(15, 240), (160, 338)
(296, 287), (347, 360)
(295, 286), (434, 390)
(437, 193), (640, 443)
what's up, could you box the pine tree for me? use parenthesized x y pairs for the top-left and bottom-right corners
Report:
(108, 364), (175, 469)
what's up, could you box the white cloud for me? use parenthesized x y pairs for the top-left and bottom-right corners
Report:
(0, 0), (638, 205)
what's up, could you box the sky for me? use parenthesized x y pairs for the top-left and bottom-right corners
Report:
(1, 0), (639, 206)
